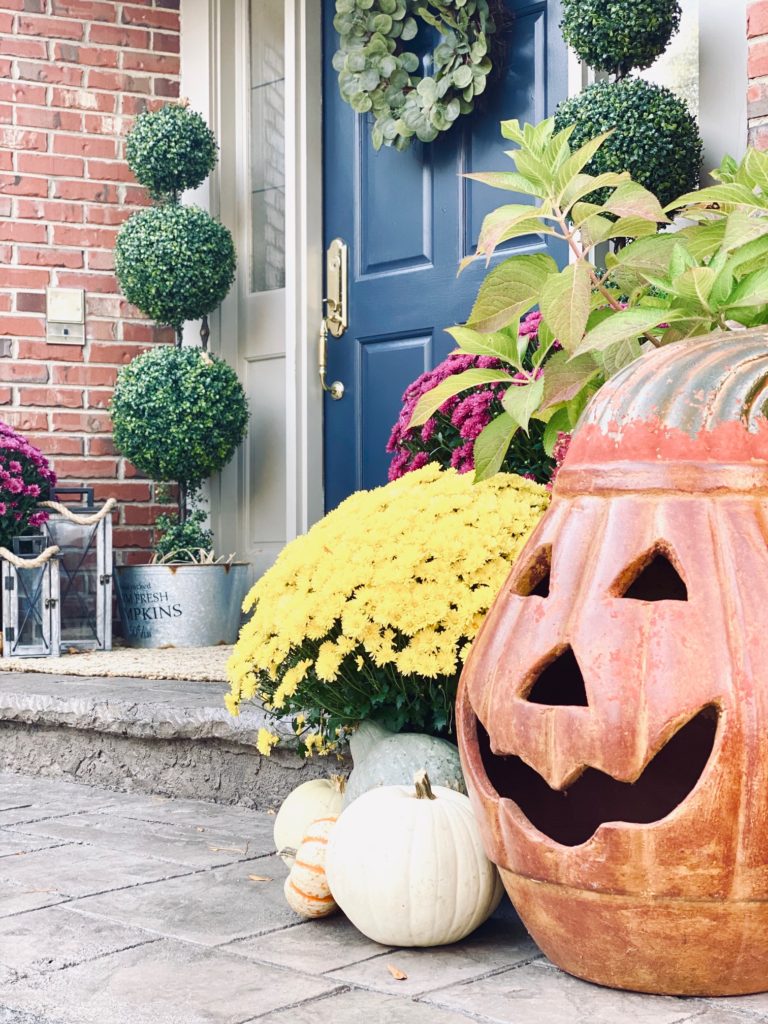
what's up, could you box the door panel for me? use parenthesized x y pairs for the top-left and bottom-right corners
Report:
(323, 0), (567, 511)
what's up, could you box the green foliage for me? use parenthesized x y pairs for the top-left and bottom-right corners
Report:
(560, 0), (681, 76)
(409, 120), (768, 480)
(554, 78), (702, 209)
(110, 345), (249, 490)
(115, 204), (236, 332)
(333, 0), (495, 150)
(126, 103), (218, 200)
(153, 505), (213, 562)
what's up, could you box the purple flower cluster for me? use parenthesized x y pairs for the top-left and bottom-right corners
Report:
(387, 311), (549, 481)
(0, 423), (56, 549)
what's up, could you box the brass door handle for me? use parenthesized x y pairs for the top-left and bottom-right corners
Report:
(319, 316), (344, 400)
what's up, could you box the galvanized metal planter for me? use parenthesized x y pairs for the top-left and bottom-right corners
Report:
(115, 562), (250, 648)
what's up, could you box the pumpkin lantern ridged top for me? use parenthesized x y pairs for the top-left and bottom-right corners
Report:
(458, 330), (768, 997)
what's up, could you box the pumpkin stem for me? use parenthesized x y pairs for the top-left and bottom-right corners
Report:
(414, 770), (436, 800)
(330, 774), (347, 795)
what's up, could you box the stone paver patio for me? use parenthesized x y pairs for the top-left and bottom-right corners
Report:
(0, 772), (767, 1024)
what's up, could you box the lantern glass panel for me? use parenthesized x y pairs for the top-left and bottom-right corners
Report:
(2, 535), (61, 658)
(44, 517), (99, 646)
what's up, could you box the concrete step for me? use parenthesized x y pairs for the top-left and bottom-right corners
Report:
(0, 672), (331, 809)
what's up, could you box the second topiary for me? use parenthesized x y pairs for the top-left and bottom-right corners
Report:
(560, 0), (681, 76)
(554, 78), (702, 208)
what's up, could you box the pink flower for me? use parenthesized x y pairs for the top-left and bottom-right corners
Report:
(8, 460), (21, 473)
(5, 477), (23, 494)
(28, 511), (48, 528)
(24, 483), (40, 498)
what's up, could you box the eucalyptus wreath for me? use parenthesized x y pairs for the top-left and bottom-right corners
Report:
(333, 0), (496, 150)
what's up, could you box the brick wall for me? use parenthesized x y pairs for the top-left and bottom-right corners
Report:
(749, 0), (768, 146)
(0, 0), (180, 564)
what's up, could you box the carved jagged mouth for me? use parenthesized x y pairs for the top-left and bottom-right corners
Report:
(477, 706), (719, 847)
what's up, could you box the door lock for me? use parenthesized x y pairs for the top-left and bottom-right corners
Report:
(319, 238), (348, 400)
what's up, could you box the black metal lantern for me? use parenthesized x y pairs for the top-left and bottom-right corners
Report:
(1, 535), (61, 658)
(40, 488), (116, 652)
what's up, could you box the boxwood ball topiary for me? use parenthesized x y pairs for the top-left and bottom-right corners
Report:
(126, 104), (218, 198)
(555, 78), (702, 209)
(110, 345), (249, 487)
(560, 0), (681, 75)
(115, 204), (236, 331)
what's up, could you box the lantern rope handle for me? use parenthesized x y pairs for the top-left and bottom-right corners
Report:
(39, 497), (117, 525)
(0, 544), (60, 569)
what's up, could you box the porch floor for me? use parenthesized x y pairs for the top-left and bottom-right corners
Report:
(0, 772), (765, 1024)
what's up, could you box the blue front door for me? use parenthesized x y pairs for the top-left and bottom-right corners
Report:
(322, 0), (568, 511)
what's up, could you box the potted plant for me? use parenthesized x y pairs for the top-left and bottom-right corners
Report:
(111, 103), (250, 648)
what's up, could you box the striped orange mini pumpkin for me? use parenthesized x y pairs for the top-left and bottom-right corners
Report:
(283, 815), (338, 919)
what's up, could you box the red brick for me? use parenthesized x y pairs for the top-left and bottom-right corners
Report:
(0, 267), (50, 288)
(122, 460), (149, 479)
(84, 318), (117, 341)
(122, 50), (178, 75)
(16, 60), (83, 85)
(0, 361), (48, 382)
(17, 153), (84, 177)
(52, 364), (117, 387)
(88, 23), (150, 48)
(0, 103), (11, 123)
(83, 113), (125, 135)
(54, 44), (118, 68)
(87, 435), (117, 456)
(0, 59), (10, 77)
(87, 250), (115, 271)
(152, 77), (179, 99)
(0, 12), (13, 32)
(16, 291), (46, 312)
(51, 411), (111, 432)
(51, 86), (116, 113)
(51, 0), (116, 20)
(0, 294), (11, 312)
(86, 295), (121, 317)
(53, 179), (118, 203)
(0, 151), (12, 170)
(19, 386), (83, 407)
(0, 220), (48, 243)
(89, 342), (149, 365)
(0, 315), (45, 336)
(121, 5), (178, 30)
(122, 502), (172, 524)
(85, 388), (113, 408)
(88, 69), (151, 95)
(112, 525), (153, 547)
(55, 271), (116, 292)
(30, 433), (83, 455)
(54, 456), (118, 478)
(52, 224), (117, 248)
(749, 1), (768, 37)
(15, 106), (82, 130)
(1, 410), (48, 431)
(0, 37), (47, 59)
(0, 387), (11, 404)
(17, 15), (85, 39)
(0, 172), (47, 196)
(93, 482), (150, 502)
(750, 40), (768, 78)
(16, 198), (84, 222)
(18, 248), (83, 268)
(0, 196), (10, 216)
(151, 31), (180, 54)
(122, 185), (152, 206)
(0, 81), (46, 105)
(85, 158), (135, 183)
(0, 126), (47, 150)
(18, 340), (82, 361)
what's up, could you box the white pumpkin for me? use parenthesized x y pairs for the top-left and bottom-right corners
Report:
(326, 771), (503, 946)
(274, 776), (346, 864)
(284, 815), (338, 919)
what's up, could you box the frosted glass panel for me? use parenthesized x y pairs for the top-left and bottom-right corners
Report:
(640, 0), (699, 117)
(250, 0), (285, 291)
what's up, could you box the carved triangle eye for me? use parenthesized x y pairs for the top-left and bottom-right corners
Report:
(525, 645), (588, 707)
(617, 549), (688, 603)
(512, 545), (551, 598)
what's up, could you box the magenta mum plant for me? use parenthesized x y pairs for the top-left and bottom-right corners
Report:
(387, 312), (558, 485)
(0, 423), (56, 549)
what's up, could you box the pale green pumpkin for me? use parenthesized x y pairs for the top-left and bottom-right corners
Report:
(342, 721), (465, 808)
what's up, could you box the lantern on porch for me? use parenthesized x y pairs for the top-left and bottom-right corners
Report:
(1, 534), (61, 658)
(458, 329), (768, 997)
(39, 488), (116, 652)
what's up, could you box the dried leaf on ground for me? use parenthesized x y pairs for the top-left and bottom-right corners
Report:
(248, 874), (272, 883)
(387, 964), (408, 981)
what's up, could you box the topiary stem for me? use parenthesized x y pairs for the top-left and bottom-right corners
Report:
(174, 326), (183, 349)
(178, 479), (187, 525)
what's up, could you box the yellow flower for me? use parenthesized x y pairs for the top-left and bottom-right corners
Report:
(256, 728), (279, 757)
(223, 693), (240, 717)
(226, 465), (549, 745)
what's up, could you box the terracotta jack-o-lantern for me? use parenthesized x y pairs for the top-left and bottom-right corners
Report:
(458, 330), (768, 997)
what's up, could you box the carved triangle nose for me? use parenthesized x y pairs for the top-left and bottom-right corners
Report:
(525, 646), (588, 707)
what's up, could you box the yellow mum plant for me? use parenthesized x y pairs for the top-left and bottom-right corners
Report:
(226, 464), (548, 753)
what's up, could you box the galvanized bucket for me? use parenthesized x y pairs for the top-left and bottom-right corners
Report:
(115, 563), (251, 648)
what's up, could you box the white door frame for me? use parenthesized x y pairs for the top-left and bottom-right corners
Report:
(180, 0), (324, 573)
